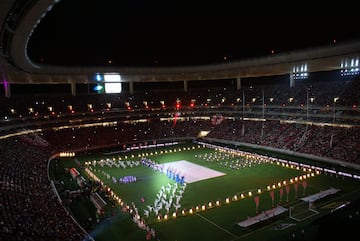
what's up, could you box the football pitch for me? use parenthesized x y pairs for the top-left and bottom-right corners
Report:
(56, 142), (360, 241)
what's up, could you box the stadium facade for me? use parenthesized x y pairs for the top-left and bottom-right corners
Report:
(1, 1), (360, 241)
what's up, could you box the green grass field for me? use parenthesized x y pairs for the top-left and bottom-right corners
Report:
(51, 143), (360, 241)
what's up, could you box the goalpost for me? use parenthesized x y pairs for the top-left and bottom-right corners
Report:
(289, 187), (340, 221)
(289, 200), (319, 222)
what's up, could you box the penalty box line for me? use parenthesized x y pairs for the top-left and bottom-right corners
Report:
(196, 213), (238, 238)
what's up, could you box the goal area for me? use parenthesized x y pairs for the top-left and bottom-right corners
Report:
(289, 200), (319, 222)
(289, 187), (340, 221)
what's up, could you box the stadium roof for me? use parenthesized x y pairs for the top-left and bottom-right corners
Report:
(1, 0), (360, 84)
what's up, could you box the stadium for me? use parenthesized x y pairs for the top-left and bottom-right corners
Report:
(1, 1), (360, 241)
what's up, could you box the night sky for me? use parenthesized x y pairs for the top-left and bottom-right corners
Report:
(27, 0), (360, 67)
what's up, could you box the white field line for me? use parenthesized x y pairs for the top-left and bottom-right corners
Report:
(196, 213), (238, 238)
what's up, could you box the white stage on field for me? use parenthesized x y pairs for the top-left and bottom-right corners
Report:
(162, 160), (225, 183)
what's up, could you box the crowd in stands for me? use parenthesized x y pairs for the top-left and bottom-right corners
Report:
(36, 118), (359, 164)
(0, 74), (359, 125)
(207, 119), (360, 164)
(0, 73), (359, 241)
(0, 138), (87, 241)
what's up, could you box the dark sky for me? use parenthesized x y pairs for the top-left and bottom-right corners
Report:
(27, 0), (360, 67)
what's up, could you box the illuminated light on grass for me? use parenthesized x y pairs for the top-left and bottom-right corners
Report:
(82, 146), (320, 226)
(72, 142), (341, 241)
